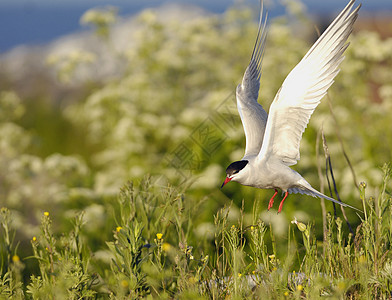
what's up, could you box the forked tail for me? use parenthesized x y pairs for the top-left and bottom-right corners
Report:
(288, 185), (362, 213)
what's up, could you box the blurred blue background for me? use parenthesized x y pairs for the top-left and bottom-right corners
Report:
(0, 0), (391, 53)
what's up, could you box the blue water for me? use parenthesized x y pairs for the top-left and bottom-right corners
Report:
(0, 0), (391, 53)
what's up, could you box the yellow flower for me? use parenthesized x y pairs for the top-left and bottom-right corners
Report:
(162, 242), (172, 252)
(44, 211), (49, 216)
(120, 280), (128, 288)
(296, 222), (307, 232)
(297, 284), (303, 291)
(32, 236), (37, 242)
(291, 217), (306, 232)
(238, 273), (242, 278)
(250, 226), (254, 231)
(284, 291), (289, 296)
(156, 233), (163, 240)
(12, 255), (20, 262)
(116, 226), (122, 232)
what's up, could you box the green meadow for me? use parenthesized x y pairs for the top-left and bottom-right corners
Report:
(1, 2), (392, 299)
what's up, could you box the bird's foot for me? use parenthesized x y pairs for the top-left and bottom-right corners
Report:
(268, 189), (278, 211)
(277, 191), (289, 213)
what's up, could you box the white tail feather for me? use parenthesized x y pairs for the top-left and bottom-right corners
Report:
(288, 186), (361, 213)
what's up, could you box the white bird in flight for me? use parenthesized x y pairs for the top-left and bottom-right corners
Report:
(221, 0), (361, 213)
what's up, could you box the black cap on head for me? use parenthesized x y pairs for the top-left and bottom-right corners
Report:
(225, 160), (248, 176)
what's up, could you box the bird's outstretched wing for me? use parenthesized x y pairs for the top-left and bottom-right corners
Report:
(236, 0), (268, 159)
(258, 0), (360, 166)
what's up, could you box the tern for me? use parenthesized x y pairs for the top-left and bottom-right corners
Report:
(221, 0), (361, 213)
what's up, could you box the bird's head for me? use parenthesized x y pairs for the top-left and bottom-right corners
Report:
(221, 160), (249, 188)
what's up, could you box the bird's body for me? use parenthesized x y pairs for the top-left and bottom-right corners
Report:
(221, 0), (361, 213)
(227, 156), (298, 190)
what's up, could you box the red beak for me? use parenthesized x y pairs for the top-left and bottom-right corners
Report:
(221, 177), (232, 188)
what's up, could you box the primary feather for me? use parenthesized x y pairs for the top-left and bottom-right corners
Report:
(236, 0), (268, 160)
(258, 0), (361, 166)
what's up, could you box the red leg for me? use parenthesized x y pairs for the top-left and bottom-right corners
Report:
(268, 189), (278, 211)
(278, 191), (289, 213)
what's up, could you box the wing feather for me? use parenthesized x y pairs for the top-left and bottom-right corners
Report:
(258, 0), (360, 166)
(236, 0), (269, 159)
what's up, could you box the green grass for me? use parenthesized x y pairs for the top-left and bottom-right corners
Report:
(1, 163), (391, 298)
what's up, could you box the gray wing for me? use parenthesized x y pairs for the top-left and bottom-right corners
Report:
(258, 0), (360, 166)
(236, 0), (268, 160)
